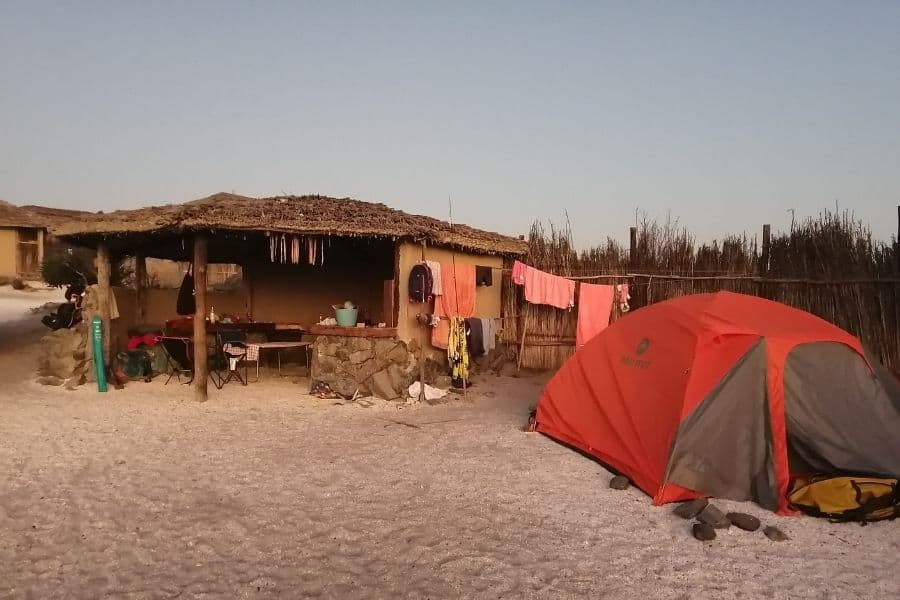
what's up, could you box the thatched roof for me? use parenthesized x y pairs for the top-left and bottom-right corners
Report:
(0, 200), (43, 229)
(20, 205), (91, 228)
(53, 192), (527, 256)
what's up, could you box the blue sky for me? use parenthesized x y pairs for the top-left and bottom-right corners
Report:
(1, 1), (898, 246)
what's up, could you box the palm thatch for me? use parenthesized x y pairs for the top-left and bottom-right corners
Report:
(53, 192), (527, 256)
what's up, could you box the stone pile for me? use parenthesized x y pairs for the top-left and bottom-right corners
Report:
(37, 325), (91, 388)
(311, 336), (418, 400)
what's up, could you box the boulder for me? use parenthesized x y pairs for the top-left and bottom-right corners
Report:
(763, 526), (789, 542)
(36, 375), (64, 386)
(726, 512), (761, 532)
(348, 349), (373, 365)
(609, 476), (630, 490)
(387, 363), (412, 393)
(692, 522), (717, 542)
(697, 504), (731, 529)
(370, 370), (400, 400)
(673, 498), (709, 519)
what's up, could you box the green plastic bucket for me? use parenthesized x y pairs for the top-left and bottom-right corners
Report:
(334, 308), (358, 327)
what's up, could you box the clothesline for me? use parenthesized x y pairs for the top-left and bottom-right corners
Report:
(490, 264), (900, 284)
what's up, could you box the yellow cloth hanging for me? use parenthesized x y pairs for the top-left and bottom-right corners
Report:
(447, 317), (469, 383)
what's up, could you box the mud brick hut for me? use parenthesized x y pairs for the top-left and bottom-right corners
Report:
(0, 200), (47, 279)
(53, 193), (527, 400)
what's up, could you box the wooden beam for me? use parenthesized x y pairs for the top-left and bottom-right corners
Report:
(134, 252), (147, 324)
(193, 234), (209, 402)
(96, 242), (112, 364)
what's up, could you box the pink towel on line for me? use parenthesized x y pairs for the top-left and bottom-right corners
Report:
(523, 266), (575, 310)
(511, 260), (527, 285)
(576, 283), (615, 348)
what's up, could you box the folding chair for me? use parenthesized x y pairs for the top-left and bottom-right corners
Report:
(158, 336), (194, 385)
(216, 330), (249, 386)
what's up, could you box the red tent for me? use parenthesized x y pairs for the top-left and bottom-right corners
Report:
(536, 292), (900, 514)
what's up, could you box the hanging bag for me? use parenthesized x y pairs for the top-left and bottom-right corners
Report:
(408, 264), (433, 303)
(176, 265), (196, 316)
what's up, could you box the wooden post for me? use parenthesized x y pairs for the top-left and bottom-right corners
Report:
(96, 242), (112, 364)
(517, 309), (529, 371)
(418, 240), (427, 403)
(761, 224), (771, 276)
(134, 251), (147, 324)
(629, 227), (638, 270)
(193, 234), (209, 402)
(896, 206), (899, 275)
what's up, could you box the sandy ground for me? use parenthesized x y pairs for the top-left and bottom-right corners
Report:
(0, 288), (898, 599)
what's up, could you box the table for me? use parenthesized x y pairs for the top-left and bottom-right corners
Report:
(247, 341), (312, 380)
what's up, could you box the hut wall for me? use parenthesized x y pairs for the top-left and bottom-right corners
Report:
(396, 242), (503, 353)
(247, 262), (390, 327)
(0, 228), (18, 278)
(108, 287), (246, 351)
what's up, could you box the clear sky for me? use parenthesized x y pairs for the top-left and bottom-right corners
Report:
(1, 1), (898, 246)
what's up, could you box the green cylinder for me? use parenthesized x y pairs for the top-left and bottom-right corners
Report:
(91, 316), (108, 393)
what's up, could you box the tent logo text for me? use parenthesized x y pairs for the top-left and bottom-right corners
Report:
(621, 338), (651, 369)
(635, 338), (650, 355)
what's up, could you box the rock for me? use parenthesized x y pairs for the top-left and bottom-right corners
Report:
(329, 376), (359, 399)
(763, 526), (789, 542)
(407, 339), (420, 355)
(697, 504), (731, 529)
(433, 375), (452, 389)
(370, 370), (399, 400)
(383, 343), (410, 366)
(348, 349), (373, 365)
(387, 363), (410, 393)
(673, 498), (709, 519)
(36, 376), (64, 386)
(498, 362), (518, 378)
(727, 512), (761, 532)
(609, 476), (630, 490)
(348, 338), (374, 353)
(63, 375), (85, 391)
(692, 522), (717, 542)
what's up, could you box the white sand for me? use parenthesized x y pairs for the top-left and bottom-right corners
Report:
(0, 295), (898, 598)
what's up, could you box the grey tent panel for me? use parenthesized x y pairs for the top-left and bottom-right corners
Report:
(784, 342), (900, 477)
(665, 341), (779, 511)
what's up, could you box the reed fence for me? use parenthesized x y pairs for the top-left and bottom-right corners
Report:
(502, 209), (900, 373)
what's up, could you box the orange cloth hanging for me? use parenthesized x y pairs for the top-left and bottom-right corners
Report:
(431, 262), (477, 349)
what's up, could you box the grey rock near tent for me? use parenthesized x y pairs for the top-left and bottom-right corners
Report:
(692, 522), (717, 541)
(727, 512), (761, 532)
(697, 504), (731, 529)
(764, 526), (789, 542)
(609, 476), (630, 490)
(673, 498), (709, 519)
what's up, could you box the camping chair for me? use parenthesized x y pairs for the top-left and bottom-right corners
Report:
(158, 336), (194, 385)
(215, 330), (250, 387)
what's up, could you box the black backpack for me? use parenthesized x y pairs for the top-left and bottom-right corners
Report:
(176, 269), (196, 316)
(408, 264), (433, 303)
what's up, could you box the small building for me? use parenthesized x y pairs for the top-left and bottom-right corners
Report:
(0, 200), (48, 280)
(53, 193), (527, 400)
